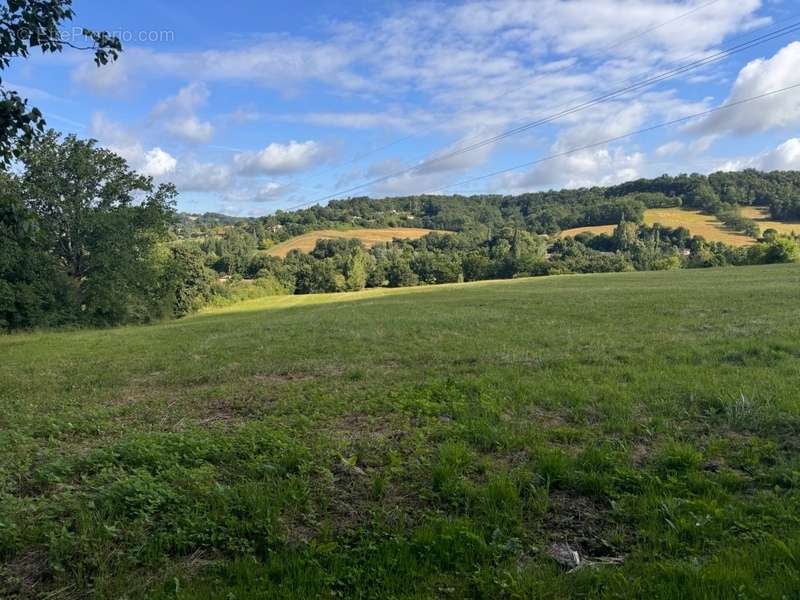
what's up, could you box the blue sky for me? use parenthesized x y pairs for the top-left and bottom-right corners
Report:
(6, 0), (800, 215)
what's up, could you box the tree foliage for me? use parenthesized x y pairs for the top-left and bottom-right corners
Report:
(2, 131), (181, 328)
(0, 0), (122, 163)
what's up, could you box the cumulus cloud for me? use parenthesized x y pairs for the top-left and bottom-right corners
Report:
(170, 159), (233, 192)
(233, 140), (329, 175)
(152, 82), (215, 144)
(719, 138), (800, 172)
(696, 42), (800, 135)
(165, 117), (214, 144)
(69, 0), (778, 210)
(89, 113), (177, 177)
(500, 145), (645, 192)
(759, 138), (800, 170)
(139, 147), (178, 177)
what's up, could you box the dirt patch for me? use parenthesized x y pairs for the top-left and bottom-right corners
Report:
(629, 441), (652, 467)
(253, 372), (317, 383)
(540, 491), (632, 557)
(1, 547), (53, 599)
(526, 406), (570, 429)
(329, 413), (403, 440)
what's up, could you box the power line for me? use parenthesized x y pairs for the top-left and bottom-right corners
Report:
(282, 19), (800, 210)
(487, 0), (724, 107)
(605, 0), (723, 52)
(279, 0), (727, 197)
(429, 82), (800, 194)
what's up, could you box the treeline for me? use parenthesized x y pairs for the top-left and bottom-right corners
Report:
(3, 132), (799, 331)
(1, 133), (211, 330)
(223, 170), (800, 248)
(212, 219), (797, 297)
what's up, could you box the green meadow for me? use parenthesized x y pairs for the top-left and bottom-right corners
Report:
(2, 264), (799, 599)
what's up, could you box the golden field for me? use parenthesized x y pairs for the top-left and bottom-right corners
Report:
(741, 207), (800, 236)
(558, 208), (785, 246)
(266, 227), (438, 257)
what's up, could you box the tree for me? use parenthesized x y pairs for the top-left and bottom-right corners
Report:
(343, 246), (370, 291)
(0, 188), (71, 329)
(16, 131), (177, 325)
(762, 237), (799, 264)
(214, 228), (257, 275)
(386, 257), (418, 288)
(612, 216), (638, 251)
(0, 0), (122, 163)
(166, 245), (215, 318)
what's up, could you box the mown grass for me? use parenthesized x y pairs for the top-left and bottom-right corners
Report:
(1, 264), (799, 598)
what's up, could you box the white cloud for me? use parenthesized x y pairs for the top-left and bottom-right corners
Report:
(73, 0), (763, 139)
(139, 148), (178, 177)
(89, 112), (176, 177)
(89, 112), (142, 161)
(252, 182), (287, 202)
(500, 145), (645, 192)
(719, 138), (800, 172)
(655, 141), (685, 158)
(760, 138), (800, 170)
(69, 0), (778, 211)
(171, 159), (233, 192)
(233, 140), (329, 175)
(414, 126), (503, 175)
(555, 101), (649, 149)
(153, 82), (210, 115)
(165, 117), (215, 144)
(72, 54), (131, 95)
(223, 182), (290, 204)
(688, 135), (718, 154)
(152, 82), (215, 144)
(697, 41), (800, 135)
(369, 169), (457, 198)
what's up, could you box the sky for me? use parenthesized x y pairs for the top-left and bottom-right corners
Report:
(6, 0), (800, 215)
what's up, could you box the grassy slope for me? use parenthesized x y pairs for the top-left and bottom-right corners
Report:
(741, 207), (800, 237)
(266, 227), (437, 257)
(2, 265), (800, 598)
(559, 208), (760, 245)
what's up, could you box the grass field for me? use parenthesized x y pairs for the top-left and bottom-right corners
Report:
(559, 208), (760, 246)
(556, 223), (617, 237)
(741, 207), (800, 237)
(266, 227), (438, 257)
(2, 265), (800, 598)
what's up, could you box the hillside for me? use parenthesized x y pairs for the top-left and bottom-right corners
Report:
(265, 227), (438, 257)
(2, 265), (800, 598)
(741, 206), (800, 236)
(559, 208), (756, 246)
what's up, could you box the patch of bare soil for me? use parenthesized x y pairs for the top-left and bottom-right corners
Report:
(540, 491), (632, 558)
(1, 548), (53, 599)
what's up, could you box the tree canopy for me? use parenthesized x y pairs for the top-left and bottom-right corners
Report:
(0, 0), (122, 162)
